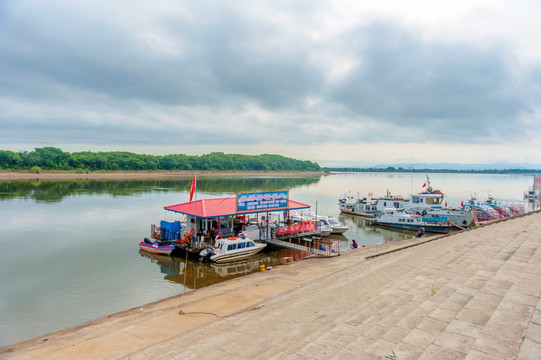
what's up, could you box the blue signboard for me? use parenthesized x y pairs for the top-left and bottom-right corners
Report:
(237, 190), (289, 212)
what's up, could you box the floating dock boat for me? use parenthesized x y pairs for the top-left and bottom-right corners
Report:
(146, 189), (340, 261)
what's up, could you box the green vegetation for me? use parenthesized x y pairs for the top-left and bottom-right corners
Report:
(0, 147), (321, 172)
(0, 177), (321, 203)
(324, 167), (541, 174)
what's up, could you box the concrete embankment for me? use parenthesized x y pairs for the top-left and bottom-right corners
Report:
(2, 213), (541, 359)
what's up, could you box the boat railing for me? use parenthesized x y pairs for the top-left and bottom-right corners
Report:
(264, 236), (340, 257)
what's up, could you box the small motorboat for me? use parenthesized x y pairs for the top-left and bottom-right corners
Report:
(199, 234), (267, 263)
(290, 209), (345, 235)
(139, 238), (175, 256)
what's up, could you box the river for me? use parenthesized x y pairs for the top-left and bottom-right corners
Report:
(0, 172), (535, 347)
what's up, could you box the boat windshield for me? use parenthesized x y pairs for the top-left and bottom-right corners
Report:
(327, 218), (340, 225)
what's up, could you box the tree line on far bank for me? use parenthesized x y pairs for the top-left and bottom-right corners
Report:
(0, 147), (321, 173)
(325, 167), (541, 174)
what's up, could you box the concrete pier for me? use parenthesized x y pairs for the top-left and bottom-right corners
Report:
(2, 212), (541, 359)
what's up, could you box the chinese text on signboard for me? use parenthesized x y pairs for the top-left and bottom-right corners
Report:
(237, 191), (288, 212)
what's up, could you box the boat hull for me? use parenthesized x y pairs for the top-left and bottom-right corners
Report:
(138, 242), (174, 255)
(366, 220), (450, 234)
(330, 226), (348, 234)
(340, 208), (375, 218)
(211, 247), (266, 263)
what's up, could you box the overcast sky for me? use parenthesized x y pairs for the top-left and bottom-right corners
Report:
(1, 0), (540, 167)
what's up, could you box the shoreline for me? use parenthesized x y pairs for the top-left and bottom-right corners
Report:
(0, 170), (325, 181)
(0, 234), (443, 353)
(2, 211), (540, 359)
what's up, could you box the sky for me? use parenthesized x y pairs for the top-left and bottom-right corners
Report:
(1, 0), (540, 167)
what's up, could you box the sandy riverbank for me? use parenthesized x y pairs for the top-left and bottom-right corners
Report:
(0, 170), (325, 181)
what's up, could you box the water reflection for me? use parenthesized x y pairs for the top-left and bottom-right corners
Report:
(338, 213), (411, 245)
(0, 172), (533, 348)
(0, 176), (322, 203)
(139, 247), (311, 289)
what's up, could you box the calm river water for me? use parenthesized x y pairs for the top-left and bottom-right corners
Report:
(0, 172), (535, 347)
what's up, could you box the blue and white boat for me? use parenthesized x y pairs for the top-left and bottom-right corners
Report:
(366, 208), (451, 234)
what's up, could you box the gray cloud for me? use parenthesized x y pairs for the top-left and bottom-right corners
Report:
(0, 1), (539, 150)
(328, 23), (530, 139)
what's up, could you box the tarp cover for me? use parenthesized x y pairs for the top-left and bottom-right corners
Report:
(160, 220), (181, 240)
(160, 220), (181, 232)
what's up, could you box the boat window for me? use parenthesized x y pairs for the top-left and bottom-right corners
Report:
(328, 218), (339, 225)
(246, 242), (253, 247)
(238, 242), (246, 249)
(412, 197), (419, 204)
(426, 198), (433, 204)
(227, 244), (237, 251)
(420, 199), (424, 203)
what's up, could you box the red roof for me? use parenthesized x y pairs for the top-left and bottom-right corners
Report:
(164, 197), (311, 218)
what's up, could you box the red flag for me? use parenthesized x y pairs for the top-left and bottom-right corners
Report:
(189, 175), (196, 202)
(422, 183), (427, 187)
(461, 201), (464, 207)
(445, 202), (447, 208)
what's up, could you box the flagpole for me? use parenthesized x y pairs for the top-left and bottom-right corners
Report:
(193, 173), (197, 250)
(181, 172), (196, 315)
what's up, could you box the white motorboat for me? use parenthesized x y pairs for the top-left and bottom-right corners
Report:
(199, 235), (266, 263)
(339, 192), (379, 217)
(290, 209), (346, 235)
(324, 216), (349, 234)
(366, 208), (451, 234)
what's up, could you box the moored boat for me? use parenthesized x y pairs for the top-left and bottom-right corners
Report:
(338, 192), (379, 217)
(139, 238), (176, 255)
(290, 209), (345, 234)
(366, 208), (451, 234)
(199, 234), (267, 263)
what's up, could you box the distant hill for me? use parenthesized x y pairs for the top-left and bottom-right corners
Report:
(324, 163), (541, 174)
(371, 162), (541, 171)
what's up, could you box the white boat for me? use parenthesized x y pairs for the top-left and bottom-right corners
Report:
(290, 210), (344, 235)
(372, 176), (474, 228)
(338, 192), (378, 217)
(375, 177), (444, 214)
(324, 216), (349, 234)
(199, 235), (266, 263)
(366, 208), (451, 233)
(524, 186), (540, 202)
